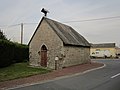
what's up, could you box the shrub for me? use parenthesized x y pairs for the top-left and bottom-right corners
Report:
(13, 43), (29, 63)
(0, 40), (14, 67)
(0, 39), (29, 68)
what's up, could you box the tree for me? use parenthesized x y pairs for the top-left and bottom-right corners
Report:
(0, 30), (7, 40)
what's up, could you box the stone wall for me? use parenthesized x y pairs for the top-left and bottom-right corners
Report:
(29, 19), (63, 69)
(63, 46), (90, 67)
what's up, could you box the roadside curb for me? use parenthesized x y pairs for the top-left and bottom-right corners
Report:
(7, 63), (106, 90)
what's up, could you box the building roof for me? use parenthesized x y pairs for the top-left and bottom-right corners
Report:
(29, 17), (90, 47)
(91, 43), (115, 48)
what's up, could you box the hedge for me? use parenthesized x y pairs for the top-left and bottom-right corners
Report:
(13, 43), (29, 63)
(0, 39), (29, 67)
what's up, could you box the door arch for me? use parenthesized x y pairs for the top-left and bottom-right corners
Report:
(41, 45), (47, 67)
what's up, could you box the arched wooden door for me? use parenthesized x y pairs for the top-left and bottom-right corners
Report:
(41, 45), (47, 67)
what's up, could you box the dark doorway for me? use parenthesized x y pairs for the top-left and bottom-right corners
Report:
(41, 45), (47, 67)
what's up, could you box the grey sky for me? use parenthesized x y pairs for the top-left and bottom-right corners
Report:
(0, 0), (120, 46)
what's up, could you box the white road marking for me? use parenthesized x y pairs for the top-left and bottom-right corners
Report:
(111, 73), (120, 79)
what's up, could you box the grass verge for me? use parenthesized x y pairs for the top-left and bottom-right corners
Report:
(0, 62), (51, 82)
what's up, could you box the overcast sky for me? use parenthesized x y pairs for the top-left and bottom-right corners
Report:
(0, 0), (120, 46)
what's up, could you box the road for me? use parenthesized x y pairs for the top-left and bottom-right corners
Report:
(10, 60), (120, 90)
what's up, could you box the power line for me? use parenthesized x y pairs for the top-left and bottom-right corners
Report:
(64, 15), (120, 23)
(1, 15), (120, 28)
(7, 24), (21, 27)
(0, 23), (37, 29)
(0, 24), (21, 29)
(24, 23), (38, 25)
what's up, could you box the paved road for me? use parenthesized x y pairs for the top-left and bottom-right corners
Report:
(10, 60), (120, 90)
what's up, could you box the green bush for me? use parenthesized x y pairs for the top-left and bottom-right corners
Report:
(0, 40), (14, 67)
(0, 39), (29, 68)
(13, 43), (29, 63)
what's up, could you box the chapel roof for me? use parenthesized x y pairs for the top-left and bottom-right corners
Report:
(44, 17), (90, 47)
(29, 17), (90, 47)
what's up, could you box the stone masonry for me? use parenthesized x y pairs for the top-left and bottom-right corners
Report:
(29, 17), (90, 69)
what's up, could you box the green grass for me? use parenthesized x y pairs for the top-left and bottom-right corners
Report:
(0, 62), (51, 82)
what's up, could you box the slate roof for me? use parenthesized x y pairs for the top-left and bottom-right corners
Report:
(91, 43), (115, 48)
(29, 17), (90, 47)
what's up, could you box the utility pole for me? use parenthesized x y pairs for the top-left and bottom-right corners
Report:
(21, 23), (23, 44)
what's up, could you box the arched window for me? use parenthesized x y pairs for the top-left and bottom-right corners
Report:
(41, 45), (47, 51)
